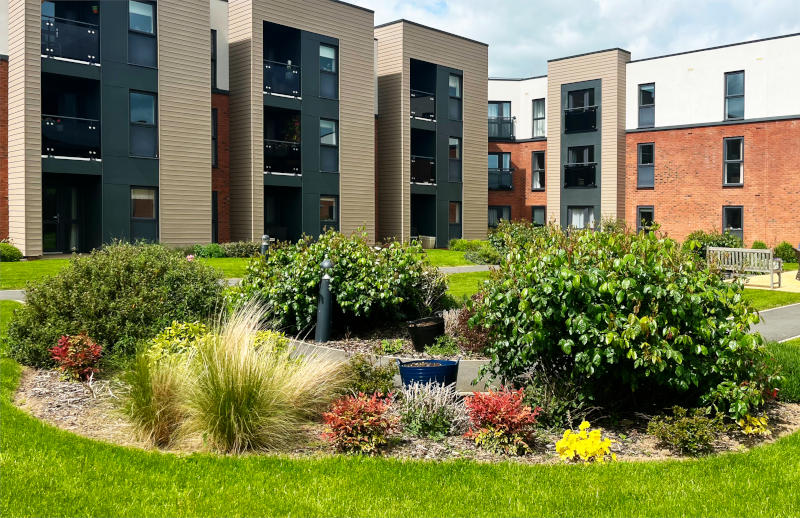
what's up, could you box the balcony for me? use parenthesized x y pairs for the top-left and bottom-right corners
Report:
(264, 60), (301, 98)
(411, 89), (435, 121)
(411, 155), (436, 184)
(264, 139), (300, 174)
(41, 16), (99, 64)
(564, 163), (597, 188)
(564, 106), (597, 133)
(488, 116), (515, 140)
(42, 115), (100, 160)
(488, 168), (513, 190)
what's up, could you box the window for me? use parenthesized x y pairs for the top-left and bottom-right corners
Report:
(320, 196), (338, 231)
(723, 206), (743, 241)
(131, 187), (156, 219)
(637, 143), (654, 188)
(567, 88), (594, 109)
(129, 92), (157, 158)
(448, 74), (462, 120)
(532, 98), (545, 138)
(128, 1), (156, 67)
(636, 206), (654, 233)
(449, 201), (462, 239)
(211, 108), (218, 168)
(320, 119), (338, 172)
(211, 30), (217, 89)
(531, 206), (546, 226)
(448, 137), (461, 182)
(488, 206), (511, 228)
(567, 206), (595, 229)
(488, 101), (511, 118)
(568, 145), (594, 164)
(319, 44), (338, 100)
(723, 137), (743, 185)
(565, 146), (596, 188)
(211, 191), (219, 243)
(488, 101), (513, 139)
(725, 71), (744, 120)
(531, 151), (545, 190)
(638, 83), (654, 128)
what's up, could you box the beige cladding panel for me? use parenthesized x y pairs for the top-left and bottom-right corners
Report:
(7, 0), (41, 256)
(158, 0), (212, 246)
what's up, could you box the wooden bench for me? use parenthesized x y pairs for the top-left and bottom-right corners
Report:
(707, 247), (783, 289)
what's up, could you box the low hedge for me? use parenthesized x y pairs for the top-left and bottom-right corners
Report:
(0, 242), (23, 262)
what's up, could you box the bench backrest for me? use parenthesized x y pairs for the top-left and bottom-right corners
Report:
(707, 247), (775, 272)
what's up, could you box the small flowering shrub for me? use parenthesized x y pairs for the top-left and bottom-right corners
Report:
(556, 421), (616, 463)
(737, 414), (771, 436)
(146, 321), (210, 365)
(647, 406), (727, 455)
(50, 333), (102, 381)
(397, 382), (469, 439)
(322, 392), (397, 454)
(464, 388), (540, 455)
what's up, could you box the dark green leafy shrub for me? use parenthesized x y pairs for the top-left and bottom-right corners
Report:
(448, 239), (485, 252)
(343, 354), (397, 396)
(774, 241), (796, 263)
(647, 406), (728, 455)
(0, 242), (23, 262)
(463, 242), (502, 265)
(488, 220), (549, 257)
(191, 243), (226, 258)
(523, 364), (590, 429)
(473, 225), (778, 418)
(682, 229), (742, 260)
(221, 241), (261, 258)
(7, 242), (223, 367)
(751, 241), (768, 250)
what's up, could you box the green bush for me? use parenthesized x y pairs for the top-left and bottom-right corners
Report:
(774, 241), (796, 263)
(237, 230), (447, 334)
(343, 354), (397, 396)
(488, 220), (549, 257)
(647, 406), (728, 455)
(448, 239), (485, 252)
(424, 335), (459, 357)
(681, 229), (743, 260)
(0, 242), (23, 262)
(751, 241), (768, 250)
(191, 243), (226, 258)
(473, 225), (778, 419)
(7, 242), (223, 367)
(463, 242), (502, 265)
(221, 241), (261, 258)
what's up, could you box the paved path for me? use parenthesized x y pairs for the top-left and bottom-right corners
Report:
(752, 303), (800, 343)
(439, 265), (491, 274)
(0, 290), (25, 302)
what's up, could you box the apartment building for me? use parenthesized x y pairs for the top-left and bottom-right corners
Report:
(488, 33), (800, 246)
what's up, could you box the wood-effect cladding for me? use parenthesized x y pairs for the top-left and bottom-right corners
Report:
(158, 0), (212, 246)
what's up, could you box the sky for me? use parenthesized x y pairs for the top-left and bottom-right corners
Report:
(349, 0), (800, 77)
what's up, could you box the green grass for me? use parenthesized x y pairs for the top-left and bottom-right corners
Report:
(783, 262), (798, 271)
(197, 257), (250, 278)
(423, 249), (475, 267)
(769, 338), (800, 403)
(447, 271), (490, 300)
(743, 289), (800, 311)
(0, 259), (69, 289)
(0, 301), (23, 356)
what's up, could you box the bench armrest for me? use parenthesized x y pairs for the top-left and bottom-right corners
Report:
(773, 258), (783, 272)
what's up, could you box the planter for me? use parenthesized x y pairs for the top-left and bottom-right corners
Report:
(407, 316), (444, 351)
(420, 236), (436, 249)
(397, 358), (460, 387)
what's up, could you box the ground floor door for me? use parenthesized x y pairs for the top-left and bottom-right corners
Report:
(42, 174), (100, 253)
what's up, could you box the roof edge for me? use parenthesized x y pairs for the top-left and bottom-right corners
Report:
(548, 47), (630, 63)
(489, 74), (547, 81)
(630, 31), (800, 63)
(375, 19), (488, 47)
(329, 0), (373, 13)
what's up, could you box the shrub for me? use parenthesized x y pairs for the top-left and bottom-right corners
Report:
(379, 339), (403, 356)
(396, 381), (468, 439)
(556, 420), (616, 462)
(0, 242), (23, 262)
(192, 243), (226, 258)
(343, 354), (397, 396)
(463, 242), (502, 265)
(50, 333), (102, 381)
(464, 388), (540, 455)
(448, 239), (485, 252)
(774, 241), (796, 263)
(488, 220), (548, 257)
(751, 241), (768, 250)
(237, 230), (446, 334)
(452, 295), (489, 353)
(523, 364), (590, 429)
(221, 241), (261, 258)
(322, 392), (397, 454)
(424, 335), (459, 357)
(737, 414), (771, 436)
(8, 242), (223, 367)
(682, 229), (743, 260)
(647, 406), (727, 455)
(473, 225), (777, 418)
(145, 321), (210, 366)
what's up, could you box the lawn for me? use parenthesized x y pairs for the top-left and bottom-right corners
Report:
(197, 257), (250, 278)
(423, 249), (475, 267)
(769, 338), (800, 402)
(0, 301), (22, 357)
(447, 271), (490, 300)
(743, 289), (800, 311)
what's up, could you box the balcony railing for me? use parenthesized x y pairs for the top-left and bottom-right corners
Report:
(564, 163), (597, 188)
(41, 16), (99, 64)
(264, 139), (301, 174)
(488, 168), (513, 190)
(564, 106), (597, 133)
(264, 60), (301, 98)
(42, 115), (100, 159)
(411, 155), (435, 184)
(488, 116), (515, 140)
(410, 89), (435, 121)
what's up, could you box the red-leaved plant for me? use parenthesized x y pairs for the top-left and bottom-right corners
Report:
(50, 333), (102, 381)
(464, 387), (541, 455)
(322, 392), (397, 454)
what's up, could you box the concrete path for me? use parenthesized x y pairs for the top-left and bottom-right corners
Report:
(752, 303), (800, 343)
(0, 290), (25, 303)
(439, 264), (491, 274)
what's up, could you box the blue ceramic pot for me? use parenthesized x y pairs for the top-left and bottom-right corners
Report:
(397, 358), (459, 387)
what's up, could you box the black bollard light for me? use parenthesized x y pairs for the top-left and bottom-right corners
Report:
(260, 234), (270, 256)
(314, 256), (333, 343)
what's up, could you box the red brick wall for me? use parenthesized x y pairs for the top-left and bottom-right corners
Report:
(0, 58), (8, 241)
(488, 140), (548, 222)
(625, 119), (800, 247)
(212, 92), (231, 243)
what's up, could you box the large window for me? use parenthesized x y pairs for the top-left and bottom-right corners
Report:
(637, 142), (654, 188)
(567, 206), (595, 229)
(725, 71), (744, 120)
(568, 145), (594, 164)
(488, 152), (512, 190)
(723, 206), (743, 241)
(211, 30), (217, 89)
(637, 206), (654, 233)
(211, 108), (218, 167)
(320, 119), (338, 172)
(130, 91), (157, 158)
(531, 151), (545, 190)
(488, 101), (513, 139)
(638, 83), (654, 128)
(448, 137), (461, 182)
(320, 44), (338, 100)
(488, 206), (510, 228)
(723, 137), (743, 186)
(532, 98), (545, 137)
(448, 74), (462, 120)
(567, 88), (594, 109)
(320, 195), (338, 232)
(128, 0), (156, 67)
(532, 206), (546, 226)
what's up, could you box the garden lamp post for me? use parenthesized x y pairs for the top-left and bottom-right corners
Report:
(260, 234), (270, 255)
(315, 256), (333, 343)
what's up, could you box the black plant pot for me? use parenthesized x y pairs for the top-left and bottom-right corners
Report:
(407, 316), (444, 352)
(397, 358), (460, 387)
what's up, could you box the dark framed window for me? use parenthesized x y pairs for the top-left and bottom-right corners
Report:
(567, 88), (594, 109)
(723, 205), (743, 241)
(319, 44), (338, 100)
(448, 137), (461, 182)
(531, 151), (545, 190)
(725, 71), (744, 120)
(448, 74), (462, 120)
(319, 119), (338, 172)
(488, 101), (513, 139)
(211, 108), (218, 167)
(637, 142), (654, 188)
(638, 83), (654, 128)
(129, 91), (157, 158)
(211, 30), (217, 89)
(488, 101), (511, 118)
(448, 201), (462, 240)
(531, 206), (546, 226)
(568, 145), (594, 164)
(488, 206), (510, 228)
(320, 195), (338, 232)
(488, 152), (512, 190)
(128, 0), (157, 67)
(567, 206), (595, 229)
(532, 98), (545, 137)
(723, 137), (743, 186)
(636, 206), (654, 233)
(131, 186), (158, 242)
(211, 190), (219, 243)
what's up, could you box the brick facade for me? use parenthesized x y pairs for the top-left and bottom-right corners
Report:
(0, 58), (7, 241)
(625, 119), (800, 247)
(488, 140), (548, 222)
(211, 92), (231, 243)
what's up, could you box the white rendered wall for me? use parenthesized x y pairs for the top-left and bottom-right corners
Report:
(488, 76), (547, 139)
(626, 34), (800, 129)
(210, 0), (228, 90)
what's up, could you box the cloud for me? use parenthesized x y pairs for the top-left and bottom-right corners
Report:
(350, 0), (800, 77)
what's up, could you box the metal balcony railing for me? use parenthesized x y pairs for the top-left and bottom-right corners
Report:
(488, 116), (515, 140)
(264, 60), (301, 98)
(411, 155), (435, 184)
(264, 139), (301, 174)
(410, 89), (436, 121)
(564, 106), (597, 133)
(41, 16), (99, 64)
(488, 168), (513, 190)
(564, 163), (597, 188)
(42, 115), (100, 159)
